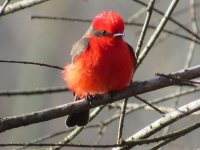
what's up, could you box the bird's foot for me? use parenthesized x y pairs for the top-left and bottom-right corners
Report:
(86, 94), (97, 107)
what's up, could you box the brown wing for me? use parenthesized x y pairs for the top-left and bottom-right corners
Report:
(70, 37), (90, 62)
(126, 42), (137, 68)
(70, 26), (97, 62)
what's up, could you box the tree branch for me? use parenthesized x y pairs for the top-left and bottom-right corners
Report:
(137, 0), (179, 67)
(133, 0), (200, 40)
(0, 65), (199, 133)
(0, 0), (11, 15)
(0, 0), (51, 17)
(0, 86), (69, 96)
(135, 0), (156, 58)
(115, 98), (200, 150)
(0, 143), (122, 148)
(0, 59), (63, 70)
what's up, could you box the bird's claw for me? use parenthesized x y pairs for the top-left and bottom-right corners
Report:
(86, 94), (96, 107)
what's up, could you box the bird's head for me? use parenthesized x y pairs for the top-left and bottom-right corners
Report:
(91, 11), (125, 39)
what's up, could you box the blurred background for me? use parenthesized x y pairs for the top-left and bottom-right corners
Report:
(0, 0), (200, 149)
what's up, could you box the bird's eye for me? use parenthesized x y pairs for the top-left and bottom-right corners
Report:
(94, 30), (110, 37)
(100, 30), (107, 35)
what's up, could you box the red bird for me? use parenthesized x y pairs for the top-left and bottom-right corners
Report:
(63, 11), (136, 127)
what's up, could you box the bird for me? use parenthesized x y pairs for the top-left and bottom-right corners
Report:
(62, 11), (136, 127)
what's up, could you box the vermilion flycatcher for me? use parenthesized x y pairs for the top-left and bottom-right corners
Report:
(63, 11), (136, 127)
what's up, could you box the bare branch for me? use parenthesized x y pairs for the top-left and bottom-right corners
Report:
(14, 125), (100, 150)
(0, 86), (69, 96)
(134, 95), (165, 115)
(0, 60), (67, 96)
(0, 59), (63, 70)
(128, 0), (161, 23)
(135, 0), (156, 58)
(158, 0), (200, 146)
(137, 0), (179, 67)
(16, 86), (200, 150)
(119, 119), (200, 146)
(0, 143), (122, 148)
(117, 98), (128, 144)
(0, 65), (199, 133)
(133, 0), (200, 40)
(2, 119), (200, 148)
(3, 119), (200, 148)
(0, 0), (11, 15)
(124, 103), (200, 115)
(156, 73), (200, 85)
(0, 0), (51, 17)
(116, 98), (200, 150)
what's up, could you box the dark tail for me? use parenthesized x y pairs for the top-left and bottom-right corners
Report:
(66, 110), (89, 127)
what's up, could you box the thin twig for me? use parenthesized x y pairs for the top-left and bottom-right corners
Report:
(133, 0), (200, 40)
(91, 126), (108, 150)
(150, 136), (179, 150)
(0, 59), (63, 70)
(0, 60), (67, 97)
(143, 23), (200, 45)
(127, 7), (146, 23)
(133, 0), (196, 46)
(135, 0), (156, 58)
(128, 0), (161, 23)
(134, 95), (165, 116)
(136, 0), (179, 68)
(0, 0), (51, 16)
(117, 98), (128, 144)
(149, 119), (200, 150)
(0, 60), (66, 96)
(3, 119), (200, 148)
(0, 0), (11, 15)
(173, 1), (200, 16)
(14, 125), (100, 150)
(0, 143), (122, 148)
(156, 73), (200, 85)
(31, 15), (92, 22)
(152, 24), (185, 48)
(0, 86), (69, 96)
(116, 98), (200, 150)
(125, 103), (188, 115)
(187, 0), (199, 68)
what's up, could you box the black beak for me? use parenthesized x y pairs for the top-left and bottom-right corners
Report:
(112, 33), (125, 37)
